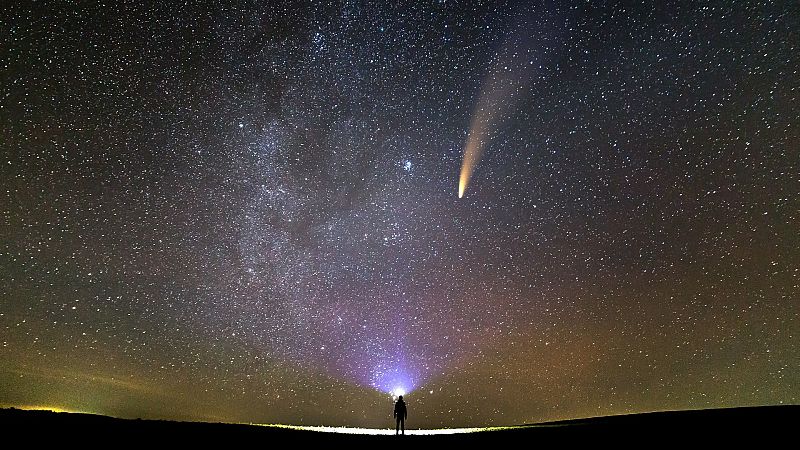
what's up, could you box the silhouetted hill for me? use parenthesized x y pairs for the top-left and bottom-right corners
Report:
(2, 405), (796, 445)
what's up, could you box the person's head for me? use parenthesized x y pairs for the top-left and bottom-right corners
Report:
(398, 395), (403, 401)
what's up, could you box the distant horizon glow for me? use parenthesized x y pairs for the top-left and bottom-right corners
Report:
(3, 405), (87, 414)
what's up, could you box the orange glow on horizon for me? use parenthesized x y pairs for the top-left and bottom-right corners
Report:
(7, 404), (87, 414)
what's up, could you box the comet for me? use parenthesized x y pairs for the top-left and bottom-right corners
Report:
(459, 74), (520, 198)
(458, 14), (554, 198)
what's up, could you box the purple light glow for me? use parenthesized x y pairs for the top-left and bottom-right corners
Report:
(370, 365), (418, 396)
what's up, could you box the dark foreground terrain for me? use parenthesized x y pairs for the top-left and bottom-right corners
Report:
(2, 405), (796, 445)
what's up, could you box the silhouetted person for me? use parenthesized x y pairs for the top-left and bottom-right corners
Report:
(394, 395), (407, 435)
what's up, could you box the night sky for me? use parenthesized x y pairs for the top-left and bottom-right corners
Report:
(1, 1), (798, 428)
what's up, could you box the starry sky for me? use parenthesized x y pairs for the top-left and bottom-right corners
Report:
(1, 1), (798, 428)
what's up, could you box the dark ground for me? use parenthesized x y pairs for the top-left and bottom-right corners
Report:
(2, 405), (796, 445)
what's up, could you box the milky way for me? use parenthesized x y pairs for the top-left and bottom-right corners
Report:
(1, 1), (798, 428)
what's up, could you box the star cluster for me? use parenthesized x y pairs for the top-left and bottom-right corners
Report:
(1, 1), (797, 427)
